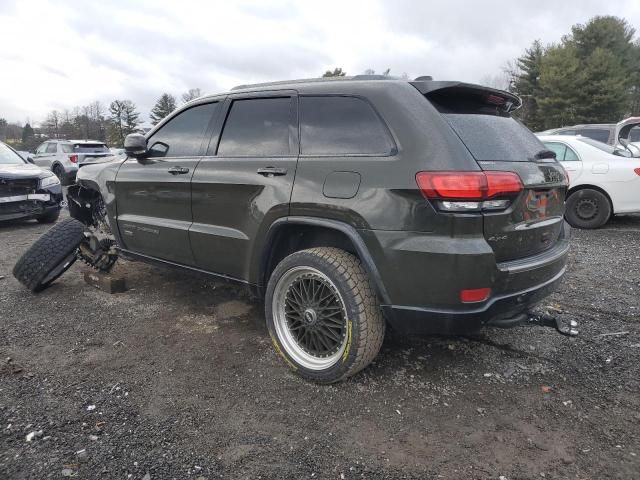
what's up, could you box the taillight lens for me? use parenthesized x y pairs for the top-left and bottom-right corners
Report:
(416, 171), (523, 212)
(460, 287), (491, 303)
(69, 154), (78, 163)
(634, 168), (640, 176)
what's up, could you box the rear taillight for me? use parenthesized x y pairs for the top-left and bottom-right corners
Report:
(69, 154), (78, 163)
(634, 168), (640, 176)
(415, 171), (523, 212)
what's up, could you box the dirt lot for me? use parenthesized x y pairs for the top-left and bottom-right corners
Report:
(1, 213), (639, 480)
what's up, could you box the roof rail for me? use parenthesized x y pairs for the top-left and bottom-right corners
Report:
(231, 74), (403, 91)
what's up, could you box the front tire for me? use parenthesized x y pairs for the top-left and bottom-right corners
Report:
(565, 188), (611, 229)
(13, 218), (85, 292)
(265, 247), (385, 383)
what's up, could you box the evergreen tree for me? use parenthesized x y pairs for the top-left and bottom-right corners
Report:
(149, 93), (177, 125)
(510, 15), (639, 129)
(21, 123), (36, 150)
(109, 100), (141, 147)
(322, 68), (346, 77)
(510, 40), (545, 130)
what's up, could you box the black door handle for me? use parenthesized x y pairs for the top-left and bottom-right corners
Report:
(257, 167), (288, 177)
(168, 166), (189, 175)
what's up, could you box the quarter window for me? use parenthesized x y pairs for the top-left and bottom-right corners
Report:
(217, 97), (292, 156)
(148, 102), (219, 158)
(300, 96), (393, 155)
(564, 145), (579, 161)
(543, 142), (579, 161)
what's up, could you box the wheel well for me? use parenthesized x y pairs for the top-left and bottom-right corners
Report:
(262, 224), (359, 292)
(567, 184), (614, 213)
(67, 185), (103, 226)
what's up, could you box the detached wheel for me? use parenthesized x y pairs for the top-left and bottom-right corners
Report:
(565, 189), (611, 229)
(13, 218), (85, 292)
(265, 247), (385, 383)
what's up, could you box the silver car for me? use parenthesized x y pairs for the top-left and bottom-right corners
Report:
(31, 139), (112, 185)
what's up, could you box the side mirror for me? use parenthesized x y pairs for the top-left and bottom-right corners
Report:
(124, 133), (147, 158)
(27, 156), (35, 164)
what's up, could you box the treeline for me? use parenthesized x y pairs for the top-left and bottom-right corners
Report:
(508, 15), (640, 131)
(0, 88), (202, 151)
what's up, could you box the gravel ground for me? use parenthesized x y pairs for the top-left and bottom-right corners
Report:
(1, 213), (639, 480)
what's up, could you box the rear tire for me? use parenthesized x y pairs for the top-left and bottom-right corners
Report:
(265, 247), (385, 383)
(565, 189), (611, 229)
(36, 208), (60, 224)
(53, 164), (68, 186)
(13, 218), (85, 292)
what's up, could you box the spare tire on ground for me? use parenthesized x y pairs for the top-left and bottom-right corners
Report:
(13, 218), (86, 292)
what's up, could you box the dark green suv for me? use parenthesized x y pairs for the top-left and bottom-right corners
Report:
(14, 77), (570, 383)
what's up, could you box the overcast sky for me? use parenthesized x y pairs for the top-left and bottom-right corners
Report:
(1, 0), (639, 125)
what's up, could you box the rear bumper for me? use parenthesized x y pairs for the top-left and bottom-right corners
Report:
(382, 266), (566, 334)
(360, 221), (570, 334)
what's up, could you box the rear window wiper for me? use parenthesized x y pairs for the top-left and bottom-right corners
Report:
(532, 149), (557, 161)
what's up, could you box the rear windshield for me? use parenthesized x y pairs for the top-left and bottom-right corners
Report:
(426, 89), (545, 162)
(73, 143), (108, 153)
(577, 137), (616, 154)
(443, 114), (544, 161)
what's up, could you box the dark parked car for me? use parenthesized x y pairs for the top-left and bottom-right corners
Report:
(0, 141), (63, 224)
(14, 77), (571, 383)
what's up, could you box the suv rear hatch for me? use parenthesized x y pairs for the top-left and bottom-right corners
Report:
(414, 82), (568, 262)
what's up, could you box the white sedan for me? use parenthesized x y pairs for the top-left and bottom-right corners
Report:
(537, 135), (640, 229)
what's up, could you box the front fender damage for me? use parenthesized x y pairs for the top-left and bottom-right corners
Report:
(67, 184), (118, 272)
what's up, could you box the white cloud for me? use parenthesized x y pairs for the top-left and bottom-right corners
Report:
(0, 0), (639, 125)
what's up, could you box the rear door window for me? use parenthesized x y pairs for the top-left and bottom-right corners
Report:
(216, 97), (292, 156)
(299, 96), (394, 155)
(46, 143), (57, 153)
(148, 102), (219, 158)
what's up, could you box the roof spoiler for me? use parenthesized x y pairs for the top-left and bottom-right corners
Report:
(410, 81), (522, 112)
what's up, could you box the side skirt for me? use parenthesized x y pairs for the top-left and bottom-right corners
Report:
(117, 247), (251, 286)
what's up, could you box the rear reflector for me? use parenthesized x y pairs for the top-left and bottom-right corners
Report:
(69, 154), (78, 163)
(460, 288), (491, 303)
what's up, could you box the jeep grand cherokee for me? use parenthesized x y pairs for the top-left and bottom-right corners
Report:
(14, 76), (570, 383)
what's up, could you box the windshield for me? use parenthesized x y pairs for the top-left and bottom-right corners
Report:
(0, 142), (26, 165)
(73, 143), (109, 153)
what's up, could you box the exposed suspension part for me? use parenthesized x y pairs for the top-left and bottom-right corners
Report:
(68, 186), (118, 272)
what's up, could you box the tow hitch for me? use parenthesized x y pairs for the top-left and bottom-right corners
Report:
(527, 313), (579, 337)
(488, 312), (579, 336)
